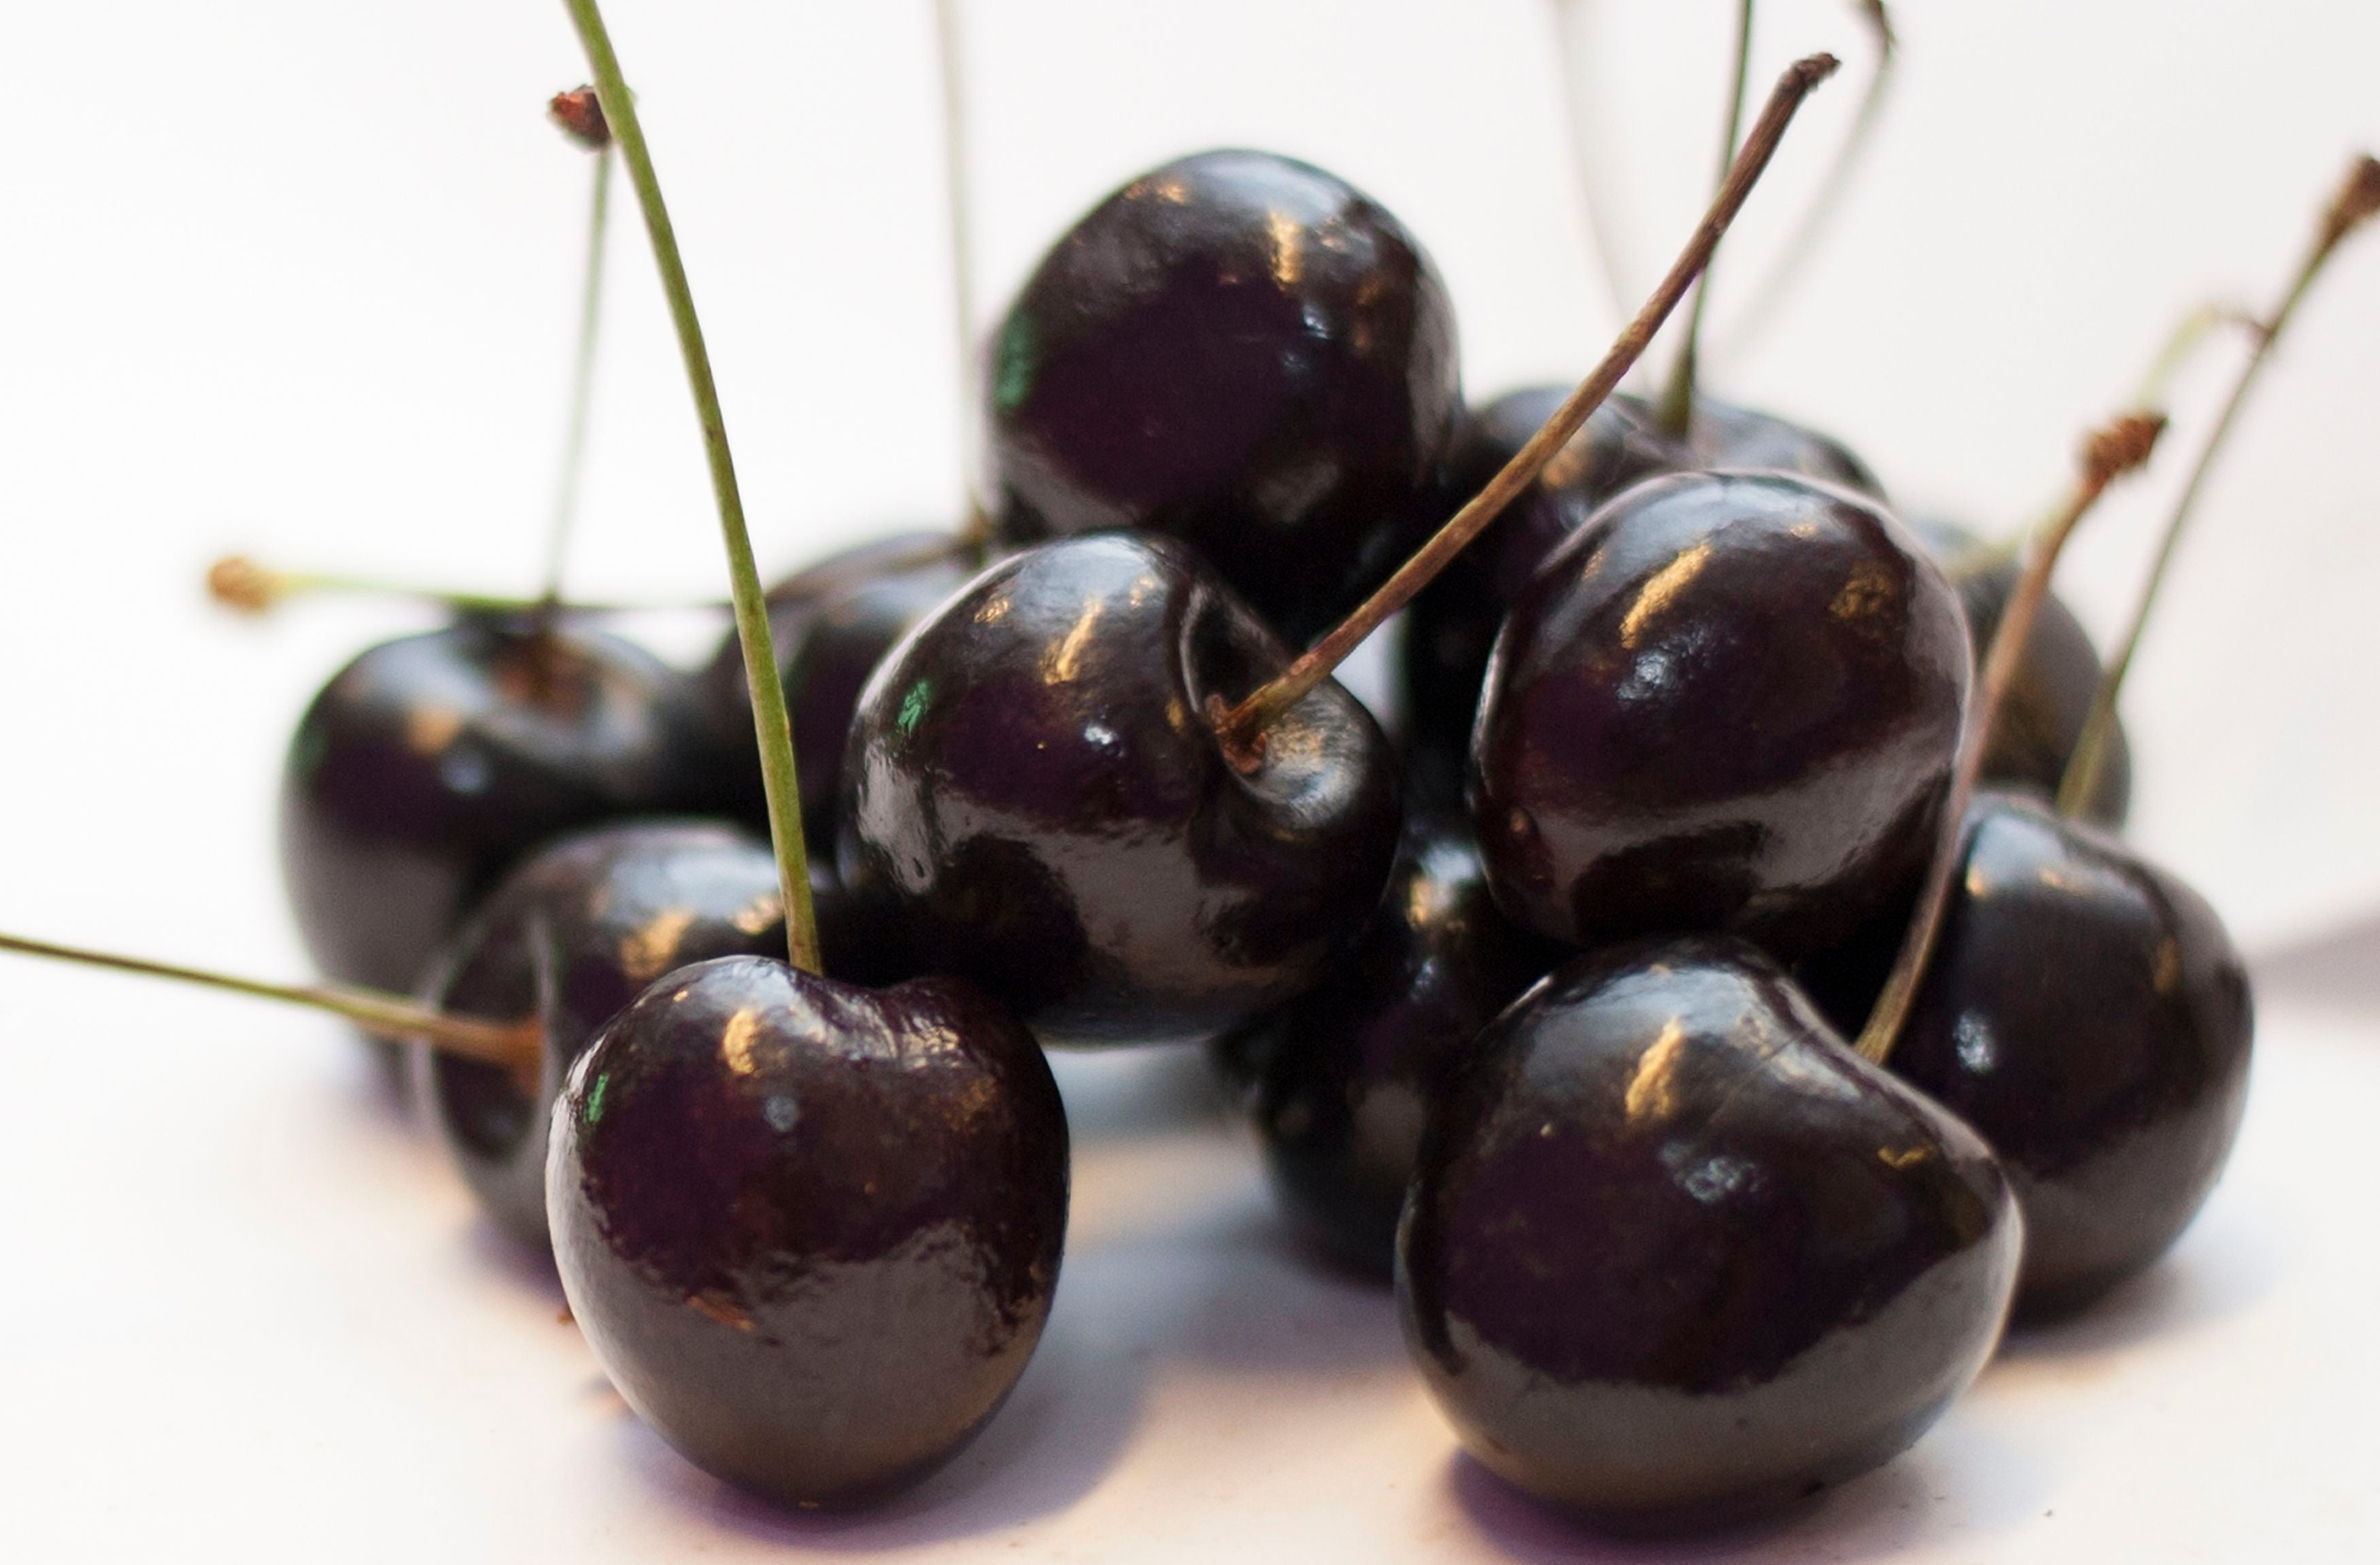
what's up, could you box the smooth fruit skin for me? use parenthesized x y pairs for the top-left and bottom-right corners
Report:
(838, 533), (1401, 1049)
(1892, 793), (2252, 1319)
(547, 956), (1068, 1509)
(413, 821), (787, 1251)
(1240, 813), (1557, 1275)
(1907, 517), (2132, 826)
(280, 616), (713, 1083)
(987, 148), (1461, 643)
(1472, 471), (1969, 960)
(697, 533), (983, 843)
(1402, 388), (1877, 809)
(1397, 937), (2019, 1524)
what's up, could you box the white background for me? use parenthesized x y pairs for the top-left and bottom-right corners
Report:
(1, 1), (2377, 1559)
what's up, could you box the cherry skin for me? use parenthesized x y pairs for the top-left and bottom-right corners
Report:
(1238, 813), (1556, 1275)
(1404, 388), (1879, 809)
(986, 148), (1461, 643)
(696, 532), (984, 843)
(839, 533), (1401, 1049)
(1472, 471), (1969, 960)
(281, 615), (713, 1084)
(1890, 792), (2252, 1319)
(547, 954), (1068, 1509)
(413, 820), (789, 1251)
(1907, 516), (2133, 825)
(1397, 937), (2019, 1525)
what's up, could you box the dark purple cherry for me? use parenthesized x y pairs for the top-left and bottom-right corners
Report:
(986, 148), (1461, 643)
(1892, 792), (2251, 1319)
(1907, 517), (2132, 826)
(1240, 813), (1555, 1274)
(839, 533), (1401, 1049)
(1472, 471), (1968, 959)
(1398, 937), (2018, 1524)
(280, 616), (712, 1084)
(547, 955), (1068, 1509)
(413, 820), (788, 1250)
(696, 533), (983, 842)
(1403, 389), (1878, 809)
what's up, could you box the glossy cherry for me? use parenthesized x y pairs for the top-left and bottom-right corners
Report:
(696, 532), (984, 842)
(1404, 388), (1878, 808)
(1398, 937), (2019, 1524)
(839, 533), (1401, 1048)
(280, 615), (712, 1083)
(1890, 792), (2252, 1319)
(547, 954), (1068, 1508)
(1907, 517), (2132, 825)
(1472, 470), (1968, 960)
(413, 820), (788, 1250)
(985, 148), (1461, 643)
(1239, 813), (1554, 1275)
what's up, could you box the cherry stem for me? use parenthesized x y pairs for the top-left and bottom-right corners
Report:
(1656, 0), (1756, 438)
(542, 140), (615, 613)
(934, 0), (989, 542)
(2058, 153), (2380, 818)
(0, 931), (540, 1066)
(204, 555), (721, 618)
(1716, 1), (1894, 365)
(562, 0), (823, 975)
(1548, 0), (1637, 326)
(1854, 413), (2169, 1066)
(1212, 52), (1839, 765)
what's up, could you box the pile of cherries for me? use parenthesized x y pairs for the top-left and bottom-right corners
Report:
(49, 7), (2368, 1539)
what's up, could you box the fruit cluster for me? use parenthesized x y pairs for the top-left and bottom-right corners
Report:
(15, 0), (2373, 1540)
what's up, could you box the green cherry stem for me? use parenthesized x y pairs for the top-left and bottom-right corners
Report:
(543, 139), (616, 611)
(562, 0), (822, 975)
(204, 554), (722, 618)
(0, 931), (541, 1066)
(1656, 0), (1756, 438)
(1716, 1), (1894, 365)
(1212, 52), (1839, 764)
(933, 0), (989, 540)
(2058, 152), (2380, 818)
(1854, 412), (2169, 1066)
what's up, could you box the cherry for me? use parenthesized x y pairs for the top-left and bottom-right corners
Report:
(694, 532), (983, 842)
(1907, 516), (2132, 824)
(1398, 936), (2018, 1524)
(279, 614), (712, 1083)
(1403, 386), (1879, 807)
(985, 148), (1461, 643)
(838, 532), (1401, 1048)
(1471, 469), (1969, 958)
(1888, 792), (2251, 1318)
(546, 954), (1068, 1507)
(1239, 812), (1557, 1274)
(414, 820), (790, 1251)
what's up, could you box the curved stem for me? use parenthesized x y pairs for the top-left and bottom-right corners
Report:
(543, 146), (615, 612)
(2059, 154), (2380, 818)
(1212, 53), (1839, 765)
(1656, 0), (1755, 437)
(1715, 1), (1893, 365)
(1855, 414), (2168, 1066)
(1547, 0), (1636, 326)
(562, 0), (822, 975)
(0, 932), (540, 1066)
(204, 555), (721, 618)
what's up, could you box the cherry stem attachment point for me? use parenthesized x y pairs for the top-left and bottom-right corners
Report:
(2058, 152), (2380, 818)
(562, 0), (822, 975)
(1210, 52), (1840, 768)
(1855, 411), (2169, 1066)
(0, 931), (540, 1066)
(1716, 0), (1895, 367)
(1656, 0), (1756, 437)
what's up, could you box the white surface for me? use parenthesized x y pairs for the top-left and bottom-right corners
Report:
(2, 1), (2378, 1558)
